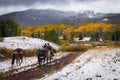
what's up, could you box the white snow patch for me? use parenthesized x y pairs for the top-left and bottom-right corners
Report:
(102, 18), (109, 21)
(38, 48), (120, 80)
(88, 14), (93, 18)
(0, 36), (59, 50)
(82, 37), (91, 41)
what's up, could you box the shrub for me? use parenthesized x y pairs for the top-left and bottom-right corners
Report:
(0, 72), (4, 78)
(24, 49), (36, 57)
(59, 40), (70, 45)
(0, 48), (36, 59)
(0, 48), (13, 58)
(0, 38), (4, 42)
(59, 45), (88, 52)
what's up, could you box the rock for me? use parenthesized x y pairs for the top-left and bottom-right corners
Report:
(96, 75), (102, 77)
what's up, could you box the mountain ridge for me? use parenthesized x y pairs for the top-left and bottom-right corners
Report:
(0, 9), (120, 28)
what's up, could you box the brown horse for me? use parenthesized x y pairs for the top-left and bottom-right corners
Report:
(11, 48), (24, 67)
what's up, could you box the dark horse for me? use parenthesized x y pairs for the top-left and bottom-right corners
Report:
(11, 48), (24, 67)
(36, 48), (56, 66)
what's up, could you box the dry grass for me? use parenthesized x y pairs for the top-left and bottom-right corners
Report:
(59, 40), (70, 45)
(59, 45), (88, 52)
(74, 41), (120, 48)
(0, 48), (13, 59)
(0, 48), (36, 59)
(24, 49), (36, 57)
(0, 38), (4, 42)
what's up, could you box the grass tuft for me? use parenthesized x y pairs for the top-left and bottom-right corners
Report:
(59, 45), (88, 52)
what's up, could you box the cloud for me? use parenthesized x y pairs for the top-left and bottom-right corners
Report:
(0, 0), (120, 15)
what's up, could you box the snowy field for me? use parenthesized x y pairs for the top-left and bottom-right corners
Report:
(0, 37), (120, 80)
(0, 36), (59, 50)
(0, 36), (61, 75)
(39, 48), (120, 80)
(0, 52), (70, 74)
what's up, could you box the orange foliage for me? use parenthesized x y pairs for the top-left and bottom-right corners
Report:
(22, 23), (113, 37)
(76, 23), (112, 33)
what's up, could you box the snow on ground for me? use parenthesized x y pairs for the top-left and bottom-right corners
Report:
(0, 36), (60, 50)
(0, 52), (71, 74)
(0, 57), (37, 73)
(0, 36), (61, 74)
(39, 48), (120, 80)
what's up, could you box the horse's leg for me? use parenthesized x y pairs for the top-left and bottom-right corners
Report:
(50, 57), (52, 63)
(47, 58), (49, 64)
(19, 59), (21, 66)
(41, 58), (43, 65)
(20, 58), (22, 64)
(40, 58), (42, 65)
(38, 56), (41, 66)
(38, 59), (40, 66)
(16, 60), (18, 66)
(16, 59), (20, 66)
(43, 57), (46, 64)
(21, 56), (23, 63)
(11, 58), (15, 67)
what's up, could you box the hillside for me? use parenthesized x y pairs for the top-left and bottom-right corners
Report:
(0, 36), (59, 50)
(0, 9), (76, 28)
(39, 48), (120, 80)
(0, 9), (120, 28)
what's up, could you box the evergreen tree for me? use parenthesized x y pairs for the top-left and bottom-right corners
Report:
(0, 19), (22, 37)
(78, 33), (83, 40)
(44, 29), (60, 44)
(111, 31), (120, 41)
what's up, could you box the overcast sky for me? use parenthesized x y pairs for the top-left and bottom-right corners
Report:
(0, 0), (120, 15)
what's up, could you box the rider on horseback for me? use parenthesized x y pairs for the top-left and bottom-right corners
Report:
(43, 43), (47, 49)
(47, 43), (54, 56)
(43, 43), (54, 56)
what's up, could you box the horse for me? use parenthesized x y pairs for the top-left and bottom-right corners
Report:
(36, 48), (56, 66)
(36, 49), (47, 66)
(11, 48), (24, 67)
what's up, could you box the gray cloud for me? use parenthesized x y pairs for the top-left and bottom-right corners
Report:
(0, 0), (70, 7)
(0, 0), (120, 15)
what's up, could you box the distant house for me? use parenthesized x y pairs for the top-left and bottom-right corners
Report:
(60, 37), (103, 42)
(74, 37), (91, 42)
(82, 37), (91, 41)
(74, 37), (103, 42)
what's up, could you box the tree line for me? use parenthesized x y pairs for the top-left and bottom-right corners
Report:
(0, 19), (22, 37)
(0, 19), (120, 43)
(23, 22), (120, 42)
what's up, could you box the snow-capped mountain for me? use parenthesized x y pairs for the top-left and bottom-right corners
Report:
(77, 11), (103, 18)
(0, 9), (119, 28)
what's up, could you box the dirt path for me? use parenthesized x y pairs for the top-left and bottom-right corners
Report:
(0, 52), (83, 80)
(40, 48), (120, 80)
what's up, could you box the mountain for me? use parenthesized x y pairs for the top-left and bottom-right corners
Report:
(102, 14), (120, 22)
(0, 9), (120, 28)
(0, 9), (76, 28)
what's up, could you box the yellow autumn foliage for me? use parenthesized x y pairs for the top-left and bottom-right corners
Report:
(22, 23), (113, 37)
(76, 23), (112, 33)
